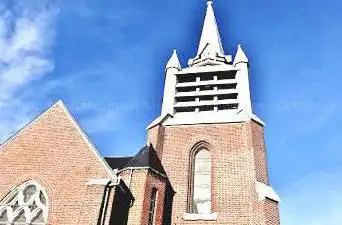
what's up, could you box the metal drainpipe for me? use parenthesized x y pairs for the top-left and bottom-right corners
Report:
(98, 176), (121, 225)
(97, 181), (111, 225)
(128, 168), (134, 188)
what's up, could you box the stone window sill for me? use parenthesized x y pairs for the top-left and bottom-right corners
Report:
(183, 212), (218, 221)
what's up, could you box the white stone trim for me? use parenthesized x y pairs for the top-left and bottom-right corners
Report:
(237, 109), (266, 126)
(176, 64), (235, 75)
(0, 180), (49, 224)
(87, 179), (112, 186)
(256, 182), (281, 203)
(146, 114), (173, 130)
(251, 114), (266, 126)
(160, 108), (264, 126)
(148, 108), (265, 127)
(183, 212), (218, 221)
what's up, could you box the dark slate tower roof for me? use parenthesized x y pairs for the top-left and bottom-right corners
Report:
(105, 157), (133, 170)
(104, 145), (167, 176)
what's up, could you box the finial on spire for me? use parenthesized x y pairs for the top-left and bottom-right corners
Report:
(207, 0), (213, 6)
(166, 49), (181, 71)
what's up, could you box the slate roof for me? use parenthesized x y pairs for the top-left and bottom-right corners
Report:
(105, 157), (133, 170)
(104, 145), (167, 177)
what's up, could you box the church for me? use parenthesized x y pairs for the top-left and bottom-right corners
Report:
(0, 1), (280, 225)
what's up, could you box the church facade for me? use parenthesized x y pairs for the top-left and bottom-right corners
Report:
(0, 1), (280, 225)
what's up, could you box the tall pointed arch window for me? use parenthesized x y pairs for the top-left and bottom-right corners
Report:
(0, 180), (48, 225)
(189, 147), (212, 214)
(148, 188), (158, 225)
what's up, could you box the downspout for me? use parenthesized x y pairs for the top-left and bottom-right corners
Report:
(128, 168), (134, 188)
(118, 168), (134, 206)
(97, 181), (111, 225)
(97, 178), (121, 225)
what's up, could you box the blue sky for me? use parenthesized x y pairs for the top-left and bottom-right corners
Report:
(1, 0), (342, 224)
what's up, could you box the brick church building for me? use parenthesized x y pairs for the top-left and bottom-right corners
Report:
(0, 1), (280, 225)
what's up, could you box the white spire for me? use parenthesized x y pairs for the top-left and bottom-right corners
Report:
(233, 44), (248, 66)
(189, 1), (230, 67)
(166, 49), (181, 71)
(197, 1), (224, 57)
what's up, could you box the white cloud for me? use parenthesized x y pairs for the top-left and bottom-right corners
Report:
(0, 1), (57, 140)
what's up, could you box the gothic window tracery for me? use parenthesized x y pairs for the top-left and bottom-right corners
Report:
(0, 180), (48, 225)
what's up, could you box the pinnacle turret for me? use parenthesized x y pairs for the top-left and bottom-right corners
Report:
(166, 50), (181, 71)
(233, 44), (249, 66)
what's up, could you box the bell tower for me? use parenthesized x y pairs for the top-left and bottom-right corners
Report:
(148, 1), (281, 224)
(160, 0), (255, 126)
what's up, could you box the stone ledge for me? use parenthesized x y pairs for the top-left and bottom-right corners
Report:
(87, 178), (111, 186)
(256, 181), (281, 202)
(183, 212), (218, 221)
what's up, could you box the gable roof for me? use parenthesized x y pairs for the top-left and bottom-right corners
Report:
(0, 100), (117, 180)
(105, 145), (167, 177)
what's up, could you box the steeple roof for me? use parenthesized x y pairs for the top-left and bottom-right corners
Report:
(197, 1), (224, 57)
(233, 44), (248, 66)
(166, 50), (181, 70)
(189, 1), (230, 67)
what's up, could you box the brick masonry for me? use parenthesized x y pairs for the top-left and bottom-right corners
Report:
(264, 199), (280, 225)
(147, 120), (280, 225)
(0, 100), (279, 225)
(119, 169), (170, 225)
(0, 102), (122, 225)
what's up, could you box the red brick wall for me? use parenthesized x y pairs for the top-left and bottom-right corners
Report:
(120, 170), (148, 225)
(249, 121), (269, 185)
(120, 169), (169, 225)
(264, 199), (280, 225)
(147, 125), (165, 159)
(79, 184), (106, 224)
(148, 121), (279, 225)
(0, 102), (115, 225)
(141, 171), (167, 225)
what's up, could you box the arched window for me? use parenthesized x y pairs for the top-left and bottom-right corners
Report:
(189, 148), (212, 214)
(0, 180), (48, 225)
(148, 188), (158, 225)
